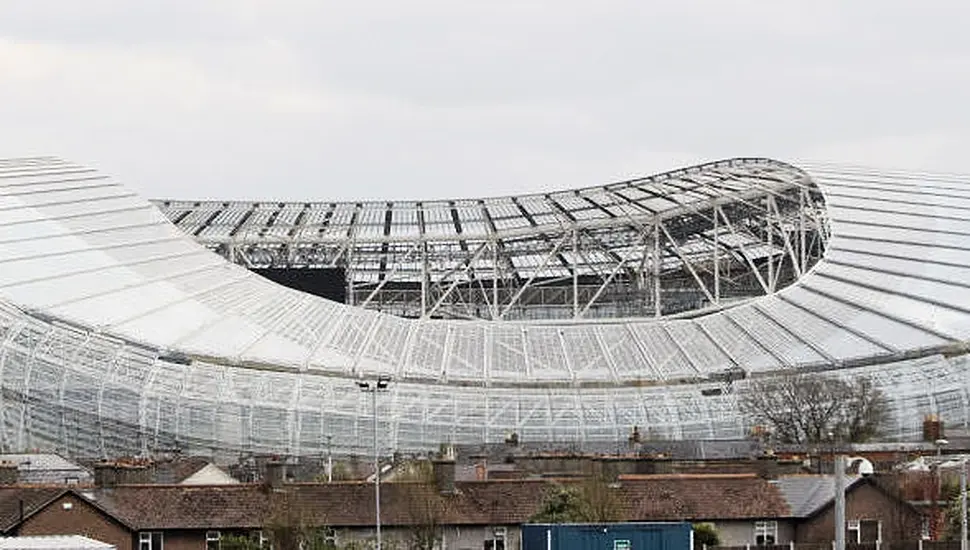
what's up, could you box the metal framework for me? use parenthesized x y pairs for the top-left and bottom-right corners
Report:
(153, 159), (828, 320)
(0, 157), (969, 459)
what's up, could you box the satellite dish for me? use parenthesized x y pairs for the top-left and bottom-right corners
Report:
(847, 456), (875, 476)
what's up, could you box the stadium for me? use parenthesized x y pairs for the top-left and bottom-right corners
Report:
(0, 156), (968, 459)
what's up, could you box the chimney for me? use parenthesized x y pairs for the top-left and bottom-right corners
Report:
(0, 462), (18, 485)
(475, 462), (487, 481)
(94, 461), (153, 487)
(264, 460), (287, 490)
(432, 445), (456, 494)
(94, 463), (118, 488)
(755, 452), (779, 480)
(923, 414), (944, 442)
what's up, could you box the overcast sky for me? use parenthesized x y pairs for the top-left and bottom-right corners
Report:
(2, 1), (969, 201)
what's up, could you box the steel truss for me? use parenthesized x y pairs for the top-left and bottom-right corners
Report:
(158, 159), (828, 320)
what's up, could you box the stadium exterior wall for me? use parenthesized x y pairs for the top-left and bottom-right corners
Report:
(0, 157), (968, 457)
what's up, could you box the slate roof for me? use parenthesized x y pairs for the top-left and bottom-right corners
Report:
(0, 487), (68, 532)
(772, 475), (864, 517)
(90, 485), (271, 530)
(59, 474), (792, 530)
(0, 455), (92, 485)
(616, 474), (790, 520)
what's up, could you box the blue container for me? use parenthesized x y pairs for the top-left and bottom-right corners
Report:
(521, 522), (693, 550)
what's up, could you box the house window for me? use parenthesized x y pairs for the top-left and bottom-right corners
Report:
(847, 519), (880, 543)
(139, 532), (163, 550)
(484, 527), (507, 550)
(252, 530), (269, 549)
(323, 528), (338, 548)
(206, 531), (221, 550)
(307, 527), (337, 548)
(754, 521), (777, 546)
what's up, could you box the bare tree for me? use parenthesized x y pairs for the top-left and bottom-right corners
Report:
(740, 372), (890, 444)
(841, 376), (891, 443)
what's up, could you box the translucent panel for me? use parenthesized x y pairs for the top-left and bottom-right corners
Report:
(444, 323), (485, 380)
(524, 327), (570, 380)
(488, 325), (527, 381)
(597, 325), (653, 378)
(816, 264), (970, 335)
(783, 286), (947, 352)
(627, 323), (694, 379)
(831, 237), (970, 267)
(560, 326), (613, 382)
(403, 323), (449, 379)
(828, 248), (970, 288)
(726, 305), (826, 367)
(835, 221), (970, 250)
(758, 296), (887, 360)
(664, 322), (733, 374)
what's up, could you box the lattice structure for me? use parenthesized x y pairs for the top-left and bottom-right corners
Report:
(154, 158), (827, 320)
(0, 157), (968, 459)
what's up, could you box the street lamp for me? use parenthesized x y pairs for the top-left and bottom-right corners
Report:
(358, 375), (391, 550)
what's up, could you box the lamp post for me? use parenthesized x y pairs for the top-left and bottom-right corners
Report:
(358, 375), (391, 550)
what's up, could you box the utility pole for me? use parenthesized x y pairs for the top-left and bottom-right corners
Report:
(835, 454), (846, 550)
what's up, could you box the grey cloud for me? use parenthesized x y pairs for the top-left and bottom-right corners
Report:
(2, 0), (970, 200)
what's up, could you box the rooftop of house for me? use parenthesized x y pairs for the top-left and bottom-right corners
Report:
(0, 454), (92, 485)
(771, 474), (864, 517)
(0, 472), (900, 533)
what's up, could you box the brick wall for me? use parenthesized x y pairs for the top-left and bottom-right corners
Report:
(17, 494), (133, 550)
(796, 482), (923, 543)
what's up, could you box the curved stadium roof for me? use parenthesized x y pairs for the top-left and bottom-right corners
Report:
(0, 156), (968, 457)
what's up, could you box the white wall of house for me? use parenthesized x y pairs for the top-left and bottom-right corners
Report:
(180, 464), (240, 485)
(705, 520), (797, 547)
(334, 524), (517, 550)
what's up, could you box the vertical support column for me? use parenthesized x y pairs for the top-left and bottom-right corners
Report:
(491, 239), (499, 320)
(713, 205), (720, 305)
(572, 229), (579, 318)
(799, 188), (807, 273)
(653, 220), (661, 317)
(766, 197), (775, 293)
(420, 241), (428, 318)
(346, 240), (356, 306)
